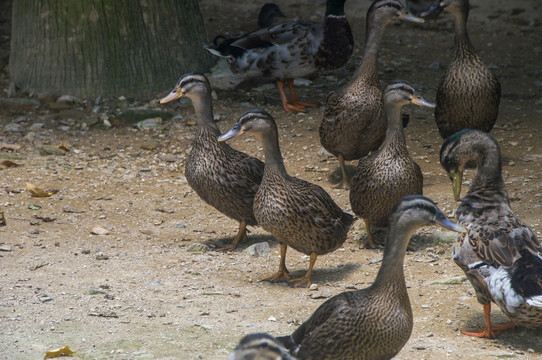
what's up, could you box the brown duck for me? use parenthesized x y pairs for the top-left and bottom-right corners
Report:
(422, 0), (500, 138)
(160, 73), (264, 251)
(277, 195), (465, 360)
(349, 80), (435, 248)
(320, 0), (423, 189)
(218, 109), (355, 287)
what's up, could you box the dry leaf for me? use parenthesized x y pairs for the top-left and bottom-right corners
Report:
(26, 182), (55, 197)
(0, 160), (21, 169)
(0, 143), (21, 151)
(56, 141), (70, 152)
(91, 226), (110, 235)
(44, 345), (76, 358)
(185, 119), (197, 126)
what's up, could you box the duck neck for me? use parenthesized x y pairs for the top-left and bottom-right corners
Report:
(372, 225), (413, 295)
(259, 130), (287, 175)
(382, 103), (405, 146)
(470, 148), (506, 196)
(452, 7), (472, 54)
(190, 93), (220, 135)
(354, 18), (385, 82)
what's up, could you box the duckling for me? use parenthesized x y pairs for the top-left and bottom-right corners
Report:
(218, 110), (355, 287)
(349, 80), (435, 248)
(160, 73), (264, 251)
(229, 333), (295, 360)
(277, 195), (465, 360)
(422, 0), (500, 139)
(320, 0), (423, 189)
(206, 0), (353, 114)
(440, 129), (542, 338)
(212, 3), (286, 57)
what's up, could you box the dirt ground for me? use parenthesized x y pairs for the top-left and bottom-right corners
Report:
(1, 0), (542, 359)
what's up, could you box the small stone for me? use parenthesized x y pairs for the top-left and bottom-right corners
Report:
(309, 283), (319, 291)
(187, 243), (209, 253)
(421, 305), (430, 308)
(136, 307), (144, 312)
(28, 123), (45, 132)
(0, 245), (12, 252)
(140, 139), (158, 150)
(136, 117), (162, 130)
(13, 116), (28, 123)
(243, 242), (270, 257)
(39, 145), (66, 156)
(57, 95), (81, 104)
(175, 221), (187, 229)
(268, 316), (277, 322)
(4, 123), (25, 134)
(446, 319), (452, 325)
(28, 228), (40, 235)
(95, 253), (109, 260)
(91, 226), (110, 235)
(158, 154), (178, 162)
(39, 296), (53, 302)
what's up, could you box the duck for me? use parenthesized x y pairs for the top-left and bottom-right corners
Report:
(160, 73), (264, 251)
(211, 3), (286, 58)
(320, 0), (423, 189)
(276, 195), (466, 360)
(218, 109), (355, 287)
(440, 129), (542, 338)
(349, 80), (435, 248)
(421, 0), (500, 139)
(206, 0), (353, 114)
(229, 333), (295, 360)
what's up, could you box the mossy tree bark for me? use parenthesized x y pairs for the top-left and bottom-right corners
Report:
(9, 0), (212, 99)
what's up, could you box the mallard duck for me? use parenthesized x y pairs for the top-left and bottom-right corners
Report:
(218, 109), (355, 287)
(229, 333), (295, 360)
(422, 0), (501, 139)
(349, 80), (435, 248)
(276, 195), (465, 360)
(320, 0), (423, 189)
(440, 129), (542, 338)
(212, 3), (286, 57)
(160, 73), (264, 251)
(206, 0), (353, 114)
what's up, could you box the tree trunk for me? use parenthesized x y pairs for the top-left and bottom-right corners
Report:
(9, 0), (212, 99)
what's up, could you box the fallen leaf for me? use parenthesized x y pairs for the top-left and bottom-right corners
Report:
(26, 182), (54, 197)
(185, 119), (197, 126)
(56, 141), (70, 152)
(508, 141), (518, 147)
(91, 226), (110, 235)
(0, 160), (21, 169)
(28, 204), (42, 210)
(44, 345), (76, 358)
(0, 143), (21, 151)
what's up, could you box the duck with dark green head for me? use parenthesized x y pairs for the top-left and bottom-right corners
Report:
(218, 109), (355, 288)
(206, 0), (353, 114)
(422, 0), (500, 139)
(440, 129), (542, 338)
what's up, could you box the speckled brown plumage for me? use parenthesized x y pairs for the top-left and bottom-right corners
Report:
(205, 0), (353, 113)
(349, 80), (433, 247)
(422, 0), (500, 139)
(440, 130), (542, 338)
(160, 73), (264, 251)
(319, 0), (423, 188)
(277, 196), (465, 360)
(219, 109), (355, 287)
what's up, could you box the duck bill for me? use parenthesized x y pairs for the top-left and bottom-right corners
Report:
(421, 2), (444, 17)
(411, 97), (436, 108)
(399, 12), (425, 23)
(217, 124), (242, 142)
(159, 87), (183, 104)
(449, 171), (463, 202)
(435, 213), (466, 233)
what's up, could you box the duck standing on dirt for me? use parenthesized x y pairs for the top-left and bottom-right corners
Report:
(160, 73), (264, 251)
(422, 0), (500, 139)
(229, 333), (295, 360)
(276, 195), (465, 360)
(320, 0), (423, 189)
(205, 0), (353, 114)
(218, 109), (355, 288)
(440, 129), (542, 338)
(349, 80), (435, 248)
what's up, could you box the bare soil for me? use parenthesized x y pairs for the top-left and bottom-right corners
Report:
(1, 0), (542, 359)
